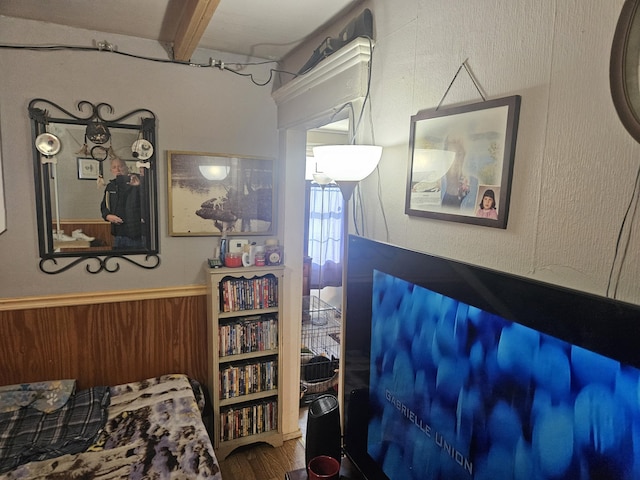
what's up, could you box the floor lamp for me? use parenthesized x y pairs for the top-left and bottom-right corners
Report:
(312, 144), (383, 429)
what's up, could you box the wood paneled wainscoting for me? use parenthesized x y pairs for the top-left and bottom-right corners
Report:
(0, 286), (208, 389)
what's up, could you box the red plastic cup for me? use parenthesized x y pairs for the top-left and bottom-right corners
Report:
(307, 455), (340, 480)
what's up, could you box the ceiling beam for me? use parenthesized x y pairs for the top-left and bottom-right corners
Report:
(172, 0), (221, 61)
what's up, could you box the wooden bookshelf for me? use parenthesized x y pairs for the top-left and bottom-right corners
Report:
(205, 264), (285, 460)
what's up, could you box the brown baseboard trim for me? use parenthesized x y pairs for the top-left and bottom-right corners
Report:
(0, 285), (207, 311)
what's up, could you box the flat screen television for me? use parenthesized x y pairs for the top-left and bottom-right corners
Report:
(343, 235), (640, 480)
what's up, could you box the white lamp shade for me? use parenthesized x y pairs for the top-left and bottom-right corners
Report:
(199, 165), (230, 181)
(312, 172), (334, 186)
(411, 149), (456, 183)
(312, 145), (383, 182)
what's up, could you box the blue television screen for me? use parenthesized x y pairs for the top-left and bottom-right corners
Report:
(343, 236), (640, 480)
(368, 271), (639, 480)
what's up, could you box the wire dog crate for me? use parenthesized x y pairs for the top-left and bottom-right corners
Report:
(300, 295), (341, 405)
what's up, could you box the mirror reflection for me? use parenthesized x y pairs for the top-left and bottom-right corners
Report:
(47, 123), (142, 247)
(101, 156), (147, 250)
(29, 99), (159, 274)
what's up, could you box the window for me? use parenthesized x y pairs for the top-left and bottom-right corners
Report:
(304, 181), (344, 289)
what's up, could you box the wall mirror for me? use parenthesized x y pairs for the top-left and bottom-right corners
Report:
(29, 99), (159, 274)
(611, 0), (640, 143)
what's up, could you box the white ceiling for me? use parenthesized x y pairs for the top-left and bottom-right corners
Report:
(0, 0), (361, 61)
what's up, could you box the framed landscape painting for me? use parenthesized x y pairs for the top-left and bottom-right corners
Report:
(168, 151), (275, 236)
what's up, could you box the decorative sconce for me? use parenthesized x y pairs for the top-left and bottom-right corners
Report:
(35, 132), (63, 237)
(34, 132), (61, 157)
(132, 139), (154, 162)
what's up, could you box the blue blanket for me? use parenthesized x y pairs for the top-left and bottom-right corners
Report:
(0, 386), (110, 474)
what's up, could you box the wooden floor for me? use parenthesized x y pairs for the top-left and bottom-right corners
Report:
(217, 408), (308, 480)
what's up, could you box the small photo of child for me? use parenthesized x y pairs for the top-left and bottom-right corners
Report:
(476, 187), (499, 220)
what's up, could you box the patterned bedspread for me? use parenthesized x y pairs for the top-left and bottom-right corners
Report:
(0, 374), (222, 480)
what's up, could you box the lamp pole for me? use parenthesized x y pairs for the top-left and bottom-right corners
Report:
(332, 179), (357, 432)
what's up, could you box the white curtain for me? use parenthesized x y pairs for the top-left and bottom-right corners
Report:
(307, 183), (343, 288)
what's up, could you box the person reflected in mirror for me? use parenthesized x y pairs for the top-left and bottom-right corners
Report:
(476, 189), (498, 220)
(101, 157), (144, 249)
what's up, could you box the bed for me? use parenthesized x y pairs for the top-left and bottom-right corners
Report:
(0, 373), (222, 479)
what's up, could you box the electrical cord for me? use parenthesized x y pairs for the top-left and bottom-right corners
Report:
(0, 43), (299, 86)
(361, 39), (389, 243)
(606, 161), (640, 298)
(350, 36), (373, 237)
(350, 36), (389, 241)
(223, 65), (298, 87)
(353, 183), (364, 236)
(350, 36), (374, 145)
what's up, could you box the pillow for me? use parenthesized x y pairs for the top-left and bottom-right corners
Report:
(0, 379), (76, 413)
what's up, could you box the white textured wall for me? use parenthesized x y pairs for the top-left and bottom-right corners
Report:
(0, 17), (278, 297)
(282, 0), (640, 305)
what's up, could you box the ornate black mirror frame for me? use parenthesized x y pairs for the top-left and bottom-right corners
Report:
(611, 0), (640, 143)
(29, 99), (160, 274)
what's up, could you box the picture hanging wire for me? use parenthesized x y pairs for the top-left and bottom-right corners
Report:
(436, 59), (487, 110)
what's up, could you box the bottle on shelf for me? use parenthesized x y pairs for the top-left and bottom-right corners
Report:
(265, 238), (282, 266)
(220, 231), (228, 263)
